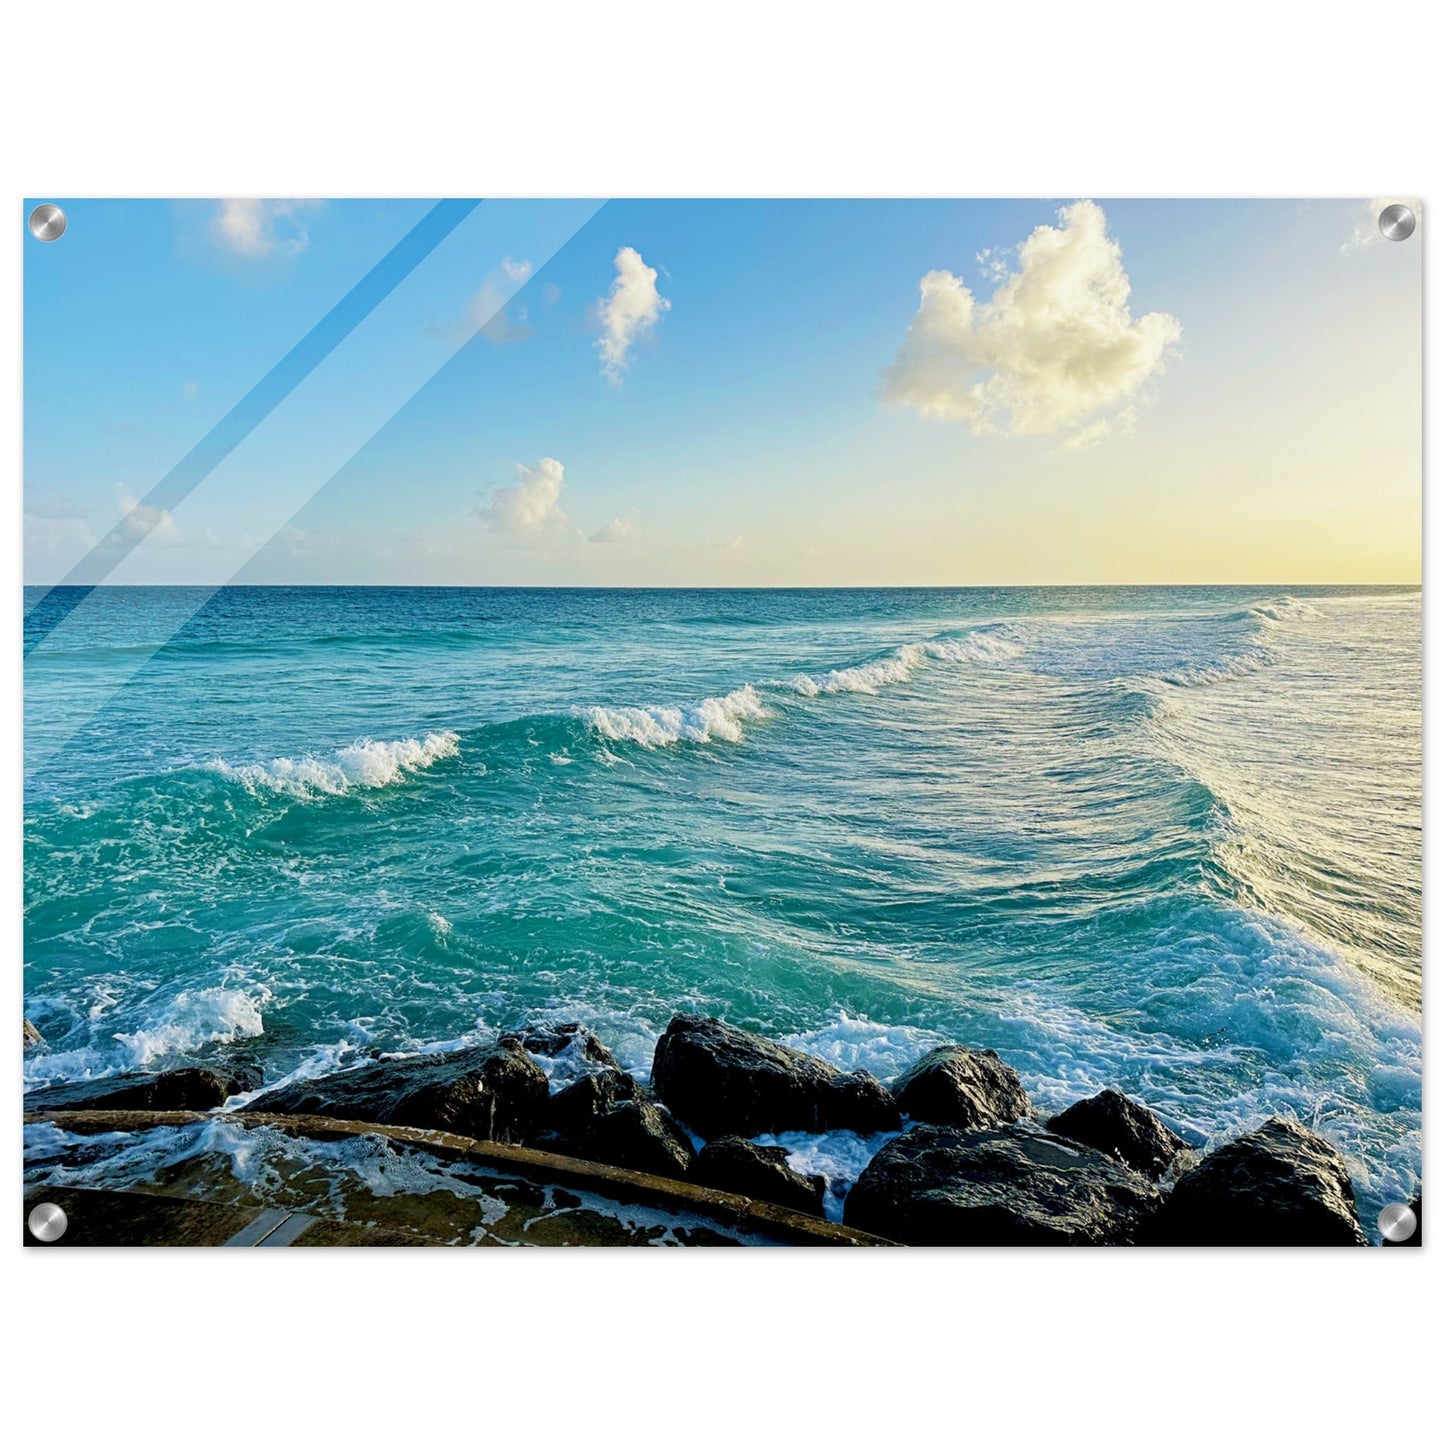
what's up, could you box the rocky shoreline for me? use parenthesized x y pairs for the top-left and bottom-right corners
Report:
(24, 1012), (1402, 1246)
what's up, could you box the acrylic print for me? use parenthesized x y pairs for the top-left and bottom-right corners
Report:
(22, 198), (1421, 1247)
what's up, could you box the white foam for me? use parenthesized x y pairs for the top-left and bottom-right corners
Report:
(789, 630), (1021, 697)
(575, 685), (766, 747)
(751, 1128), (902, 1223)
(780, 1010), (949, 1083)
(1159, 646), (1275, 689)
(924, 632), (1023, 665)
(789, 643), (925, 697)
(24, 985), (269, 1086)
(210, 729), (460, 797)
(1249, 596), (1323, 624)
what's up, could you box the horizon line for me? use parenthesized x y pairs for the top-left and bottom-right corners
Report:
(20, 580), (1422, 592)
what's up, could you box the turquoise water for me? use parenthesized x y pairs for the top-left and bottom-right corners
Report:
(22, 585), (1422, 1222)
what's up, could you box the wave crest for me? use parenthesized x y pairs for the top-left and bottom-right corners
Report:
(789, 643), (925, 697)
(575, 685), (766, 747)
(24, 985), (268, 1086)
(210, 730), (460, 797)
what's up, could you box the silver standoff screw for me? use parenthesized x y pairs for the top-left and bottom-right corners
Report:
(27, 1202), (68, 1242)
(1378, 204), (1416, 242)
(1377, 1201), (1417, 1243)
(28, 203), (67, 242)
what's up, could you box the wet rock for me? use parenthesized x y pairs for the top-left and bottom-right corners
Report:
(244, 1039), (547, 1144)
(1381, 1193), (1422, 1248)
(28, 1066), (255, 1114)
(23, 1019), (44, 1049)
(535, 1069), (694, 1180)
(652, 1015), (901, 1137)
(843, 1123), (1159, 1245)
(1046, 1089), (1188, 1178)
(891, 1045), (1032, 1130)
(502, 1022), (620, 1073)
(1146, 1118), (1366, 1246)
(696, 1136), (826, 1217)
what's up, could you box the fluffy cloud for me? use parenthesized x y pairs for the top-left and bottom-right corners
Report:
(589, 516), (637, 544)
(596, 246), (669, 382)
(881, 200), (1180, 439)
(473, 457), (569, 535)
(212, 199), (319, 257)
(117, 485), (181, 544)
(1343, 197), (1420, 253)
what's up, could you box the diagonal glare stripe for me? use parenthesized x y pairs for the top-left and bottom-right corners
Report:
(24, 197), (482, 648)
(23, 199), (609, 786)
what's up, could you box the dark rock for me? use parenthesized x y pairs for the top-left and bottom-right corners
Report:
(651, 1015), (901, 1137)
(244, 1039), (547, 1144)
(1046, 1089), (1188, 1178)
(1146, 1118), (1366, 1246)
(1381, 1192), (1422, 1248)
(23, 1019), (44, 1049)
(28, 1066), (254, 1114)
(502, 1022), (620, 1073)
(891, 1045), (1032, 1130)
(696, 1136), (826, 1217)
(843, 1123), (1159, 1245)
(535, 1068), (694, 1180)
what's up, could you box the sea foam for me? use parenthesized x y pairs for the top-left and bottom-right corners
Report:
(210, 730), (460, 797)
(575, 685), (766, 746)
(23, 985), (268, 1086)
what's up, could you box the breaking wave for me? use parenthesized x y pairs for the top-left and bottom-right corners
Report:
(574, 685), (767, 747)
(23, 985), (268, 1087)
(574, 627), (1023, 745)
(789, 643), (926, 697)
(209, 730), (461, 797)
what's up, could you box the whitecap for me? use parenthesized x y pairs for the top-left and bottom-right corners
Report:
(209, 729), (460, 797)
(574, 685), (766, 747)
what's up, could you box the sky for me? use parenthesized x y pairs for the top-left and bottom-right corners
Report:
(23, 196), (1422, 586)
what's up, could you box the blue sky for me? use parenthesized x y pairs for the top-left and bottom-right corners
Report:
(24, 196), (1421, 585)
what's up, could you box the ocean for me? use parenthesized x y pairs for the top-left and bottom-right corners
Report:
(21, 584), (1423, 1225)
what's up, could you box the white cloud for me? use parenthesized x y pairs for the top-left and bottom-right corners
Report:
(212, 200), (319, 258)
(183, 379), (199, 399)
(117, 485), (181, 544)
(1343, 197), (1421, 253)
(1054, 404), (1138, 455)
(473, 458), (569, 536)
(881, 200), (1180, 439)
(589, 517), (637, 544)
(596, 246), (669, 382)
(440, 258), (535, 345)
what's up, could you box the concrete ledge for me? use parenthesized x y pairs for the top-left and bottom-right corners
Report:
(24, 1108), (896, 1247)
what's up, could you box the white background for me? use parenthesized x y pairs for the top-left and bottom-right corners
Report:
(2, 3), (1436, 1438)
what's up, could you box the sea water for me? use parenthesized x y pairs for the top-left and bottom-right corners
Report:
(21, 586), (1423, 1225)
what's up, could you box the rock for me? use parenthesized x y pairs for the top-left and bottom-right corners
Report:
(1146, 1118), (1366, 1246)
(27, 1066), (255, 1114)
(1381, 1193), (1422, 1248)
(1046, 1089), (1188, 1178)
(891, 1045), (1032, 1130)
(245, 1039), (547, 1144)
(535, 1069), (694, 1180)
(843, 1123), (1159, 1245)
(502, 1022), (620, 1073)
(651, 1015), (901, 1137)
(23, 1019), (44, 1049)
(696, 1136), (826, 1217)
